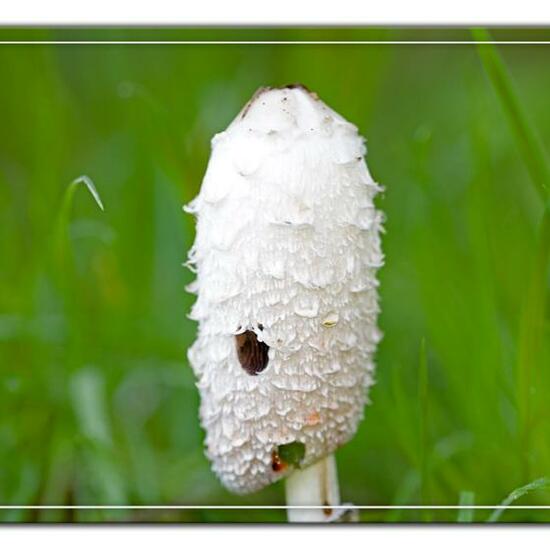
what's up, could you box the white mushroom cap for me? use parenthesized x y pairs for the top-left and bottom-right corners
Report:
(186, 85), (384, 494)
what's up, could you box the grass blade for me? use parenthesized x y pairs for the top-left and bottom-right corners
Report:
(70, 367), (112, 446)
(71, 175), (104, 211)
(59, 176), (105, 232)
(516, 207), (550, 477)
(55, 175), (105, 269)
(418, 337), (431, 520)
(487, 477), (550, 523)
(457, 491), (475, 523)
(472, 28), (550, 202)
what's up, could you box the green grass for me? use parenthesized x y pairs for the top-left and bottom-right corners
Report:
(1, 27), (550, 522)
(472, 28), (550, 485)
(487, 477), (550, 523)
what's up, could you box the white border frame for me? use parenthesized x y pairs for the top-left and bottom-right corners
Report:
(2, 0), (550, 25)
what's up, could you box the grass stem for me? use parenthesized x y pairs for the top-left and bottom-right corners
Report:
(54, 175), (104, 272)
(472, 28), (550, 204)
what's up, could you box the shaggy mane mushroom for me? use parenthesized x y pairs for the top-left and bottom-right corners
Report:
(185, 84), (384, 522)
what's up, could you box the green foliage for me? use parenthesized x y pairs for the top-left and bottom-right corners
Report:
(472, 28), (550, 484)
(488, 478), (550, 523)
(1, 27), (550, 522)
(472, 28), (550, 202)
(277, 442), (306, 468)
(54, 175), (104, 278)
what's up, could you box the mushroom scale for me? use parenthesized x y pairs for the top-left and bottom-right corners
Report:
(185, 85), (384, 494)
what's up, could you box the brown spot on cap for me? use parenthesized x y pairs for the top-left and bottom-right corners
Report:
(305, 411), (321, 426)
(240, 84), (318, 120)
(271, 450), (287, 472)
(282, 83), (319, 100)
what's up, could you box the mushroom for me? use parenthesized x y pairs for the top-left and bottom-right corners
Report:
(185, 84), (384, 521)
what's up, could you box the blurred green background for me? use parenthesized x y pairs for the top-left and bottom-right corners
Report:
(1, 27), (550, 523)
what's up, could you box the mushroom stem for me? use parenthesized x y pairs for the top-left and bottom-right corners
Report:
(285, 454), (341, 522)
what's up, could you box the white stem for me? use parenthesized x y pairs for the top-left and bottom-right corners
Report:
(285, 454), (340, 523)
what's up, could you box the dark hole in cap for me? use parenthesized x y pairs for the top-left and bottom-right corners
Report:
(235, 330), (269, 376)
